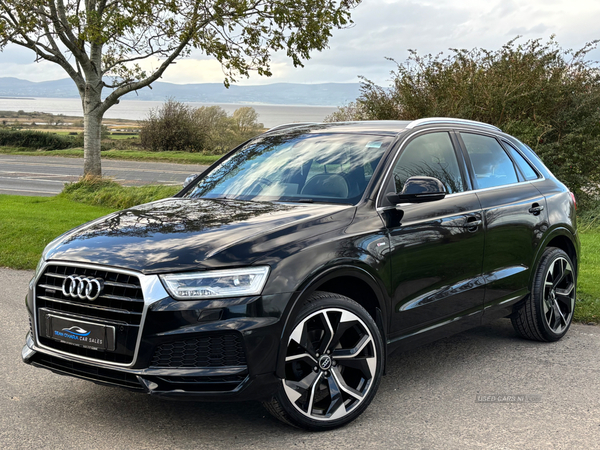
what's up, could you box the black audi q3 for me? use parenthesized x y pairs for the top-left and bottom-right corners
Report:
(23, 118), (579, 430)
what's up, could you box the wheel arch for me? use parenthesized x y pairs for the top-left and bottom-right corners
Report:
(530, 227), (579, 286)
(275, 264), (389, 378)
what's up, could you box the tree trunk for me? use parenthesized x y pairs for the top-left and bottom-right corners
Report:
(82, 78), (104, 177)
(83, 110), (103, 177)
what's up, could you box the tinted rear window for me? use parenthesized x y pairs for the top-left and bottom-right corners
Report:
(461, 133), (518, 189)
(503, 142), (539, 181)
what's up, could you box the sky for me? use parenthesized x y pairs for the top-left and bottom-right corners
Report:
(1, 0), (600, 87)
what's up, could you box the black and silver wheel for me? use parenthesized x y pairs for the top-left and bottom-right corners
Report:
(263, 292), (384, 430)
(512, 247), (576, 342)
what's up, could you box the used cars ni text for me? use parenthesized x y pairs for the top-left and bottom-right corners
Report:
(23, 118), (579, 430)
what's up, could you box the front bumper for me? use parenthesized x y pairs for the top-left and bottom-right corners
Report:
(22, 333), (281, 400)
(24, 261), (289, 401)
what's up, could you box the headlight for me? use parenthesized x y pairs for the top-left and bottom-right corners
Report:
(160, 267), (270, 300)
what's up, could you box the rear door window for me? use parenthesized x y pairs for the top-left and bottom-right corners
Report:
(503, 142), (540, 181)
(461, 133), (518, 189)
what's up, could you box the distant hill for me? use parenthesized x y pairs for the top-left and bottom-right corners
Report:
(0, 77), (360, 106)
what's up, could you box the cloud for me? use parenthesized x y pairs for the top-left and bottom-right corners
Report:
(137, 58), (227, 84)
(0, 60), (66, 82)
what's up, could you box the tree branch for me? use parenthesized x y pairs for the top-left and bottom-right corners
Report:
(49, 0), (91, 70)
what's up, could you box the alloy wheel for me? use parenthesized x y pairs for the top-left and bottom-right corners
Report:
(543, 256), (575, 334)
(282, 308), (378, 422)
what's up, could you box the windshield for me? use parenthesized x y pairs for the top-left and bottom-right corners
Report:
(184, 131), (393, 204)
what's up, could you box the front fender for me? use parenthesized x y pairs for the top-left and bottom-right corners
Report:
(273, 263), (389, 379)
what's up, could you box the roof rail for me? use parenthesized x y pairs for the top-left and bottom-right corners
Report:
(266, 122), (318, 133)
(406, 117), (501, 132)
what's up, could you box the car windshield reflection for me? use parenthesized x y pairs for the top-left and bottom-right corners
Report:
(184, 131), (392, 205)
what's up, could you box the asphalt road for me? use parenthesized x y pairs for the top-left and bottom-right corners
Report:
(2, 267), (600, 449)
(0, 154), (209, 196)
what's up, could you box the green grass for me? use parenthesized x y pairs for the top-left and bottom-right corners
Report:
(108, 134), (139, 140)
(573, 230), (600, 323)
(59, 177), (180, 209)
(0, 179), (181, 270)
(14, 131), (139, 140)
(0, 195), (116, 270)
(0, 146), (221, 165)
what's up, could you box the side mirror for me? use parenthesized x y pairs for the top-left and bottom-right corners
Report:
(386, 176), (447, 204)
(183, 174), (199, 188)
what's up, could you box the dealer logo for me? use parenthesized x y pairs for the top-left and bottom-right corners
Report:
(62, 326), (91, 337)
(62, 276), (104, 301)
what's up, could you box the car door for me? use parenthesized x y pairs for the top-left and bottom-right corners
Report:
(380, 130), (485, 342)
(457, 132), (549, 319)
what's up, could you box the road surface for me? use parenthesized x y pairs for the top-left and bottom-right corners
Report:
(0, 154), (208, 196)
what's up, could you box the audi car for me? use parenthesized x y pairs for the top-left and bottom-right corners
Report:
(22, 118), (579, 430)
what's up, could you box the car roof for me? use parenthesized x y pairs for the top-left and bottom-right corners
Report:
(266, 118), (501, 137)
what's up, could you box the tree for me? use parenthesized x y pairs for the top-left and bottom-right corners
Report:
(0, 0), (360, 176)
(328, 37), (600, 205)
(193, 105), (231, 152)
(140, 101), (263, 153)
(232, 106), (262, 135)
(140, 98), (205, 152)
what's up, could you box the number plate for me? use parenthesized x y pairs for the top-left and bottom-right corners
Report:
(47, 314), (115, 351)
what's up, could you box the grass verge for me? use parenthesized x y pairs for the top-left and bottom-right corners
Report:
(0, 195), (116, 270)
(0, 146), (221, 165)
(59, 177), (180, 209)
(573, 229), (600, 323)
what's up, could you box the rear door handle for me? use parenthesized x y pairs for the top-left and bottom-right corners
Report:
(529, 204), (545, 215)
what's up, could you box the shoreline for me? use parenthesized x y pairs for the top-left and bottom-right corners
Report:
(0, 96), (338, 108)
(0, 98), (338, 128)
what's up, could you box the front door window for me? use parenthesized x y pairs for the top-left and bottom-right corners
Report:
(392, 132), (465, 194)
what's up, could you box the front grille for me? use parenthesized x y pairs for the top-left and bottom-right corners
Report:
(150, 334), (247, 368)
(35, 264), (145, 364)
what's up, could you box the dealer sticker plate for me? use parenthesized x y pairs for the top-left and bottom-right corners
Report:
(47, 314), (115, 351)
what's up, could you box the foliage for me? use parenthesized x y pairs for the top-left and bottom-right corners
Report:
(233, 107), (261, 136)
(324, 101), (369, 122)
(329, 37), (600, 206)
(193, 105), (235, 154)
(60, 176), (180, 210)
(0, 128), (75, 149)
(0, 0), (360, 176)
(140, 100), (263, 154)
(140, 99), (205, 152)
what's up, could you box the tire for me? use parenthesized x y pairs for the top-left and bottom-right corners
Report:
(262, 291), (384, 431)
(511, 247), (576, 342)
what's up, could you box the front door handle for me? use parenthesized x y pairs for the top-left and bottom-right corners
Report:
(529, 204), (545, 215)
(465, 215), (482, 232)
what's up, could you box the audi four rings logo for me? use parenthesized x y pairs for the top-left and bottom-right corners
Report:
(61, 276), (104, 301)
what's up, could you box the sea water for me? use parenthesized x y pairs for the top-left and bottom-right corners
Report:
(0, 97), (340, 128)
